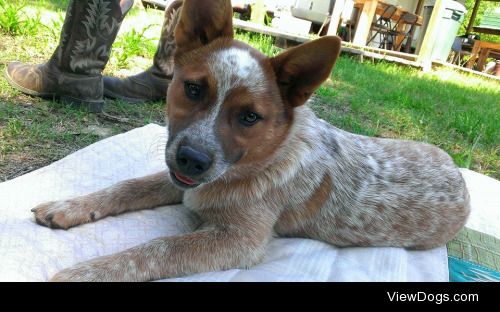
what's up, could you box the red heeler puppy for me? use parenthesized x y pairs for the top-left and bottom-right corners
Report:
(32, 0), (470, 281)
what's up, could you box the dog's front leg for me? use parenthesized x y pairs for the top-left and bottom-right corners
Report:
(50, 224), (271, 282)
(32, 170), (183, 229)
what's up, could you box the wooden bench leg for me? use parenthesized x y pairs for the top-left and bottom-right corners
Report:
(466, 40), (481, 69)
(394, 23), (406, 51)
(403, 25), (416, 53)
(476, 48), (490, 72)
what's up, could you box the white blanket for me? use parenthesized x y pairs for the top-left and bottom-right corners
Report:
(0, 124), (455, 282)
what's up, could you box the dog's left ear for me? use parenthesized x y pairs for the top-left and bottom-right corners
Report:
(175, 0), (234, 56)
(270, 36), (341, 107)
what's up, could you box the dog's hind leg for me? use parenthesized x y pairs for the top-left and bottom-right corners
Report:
(31, 170), (183, 229)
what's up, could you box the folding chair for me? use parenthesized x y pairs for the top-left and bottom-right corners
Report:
(366, 3), (398, 50)
(392, 12), (419, 52)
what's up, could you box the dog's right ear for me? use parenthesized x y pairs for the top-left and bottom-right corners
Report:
(270, 36), (341, 107)
(174, 0), (234, 55)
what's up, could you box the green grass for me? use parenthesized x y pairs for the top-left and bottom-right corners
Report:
(235, 30), (281, 57)
(0, 0), (43, 36)
(113, 25), (158, 68)
(312, 58), (499, 177)
(0, 2), (499, 182)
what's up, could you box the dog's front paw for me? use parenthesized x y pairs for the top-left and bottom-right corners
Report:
(31, 199), (97, 229)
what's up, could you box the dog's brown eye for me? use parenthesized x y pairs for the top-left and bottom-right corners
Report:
(184, 82), (203, 101)
(238, 111), (261, 127)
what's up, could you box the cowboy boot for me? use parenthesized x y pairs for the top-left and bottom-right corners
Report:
(103, 0), (182, 103)
(4, 0), (134, 112)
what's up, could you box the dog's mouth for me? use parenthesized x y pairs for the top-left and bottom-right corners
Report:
(170, 171), (200, 188)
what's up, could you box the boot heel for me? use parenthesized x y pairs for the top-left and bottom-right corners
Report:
(60, 95), (104, 113)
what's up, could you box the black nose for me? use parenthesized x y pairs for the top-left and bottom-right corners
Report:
(176, 145), (212, 176)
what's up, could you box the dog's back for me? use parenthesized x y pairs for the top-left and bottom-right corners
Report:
(270, 106), (470, 249)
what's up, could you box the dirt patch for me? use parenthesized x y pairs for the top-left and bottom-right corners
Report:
(0, 158), (54, 182)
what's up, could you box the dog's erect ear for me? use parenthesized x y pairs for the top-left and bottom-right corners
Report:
(175, 0), (234, 55)
(270, 36), (341, 107)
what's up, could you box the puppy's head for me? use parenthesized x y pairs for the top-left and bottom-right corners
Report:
(165, 0), (341, 189)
